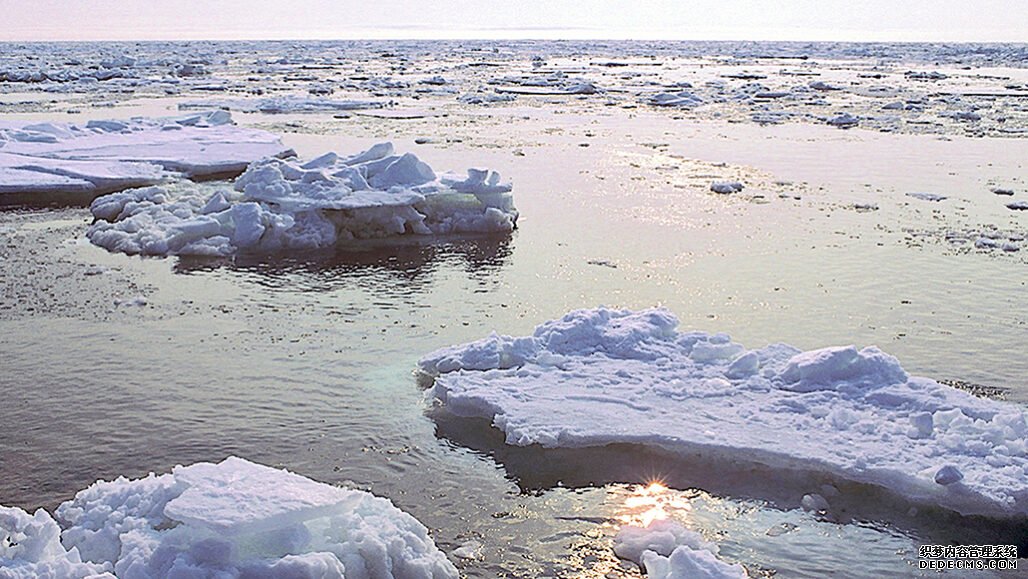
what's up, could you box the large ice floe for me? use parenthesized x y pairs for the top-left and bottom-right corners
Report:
(419, 308), (1028, 518)
(86, 142), (517, 256)
(0, 457), (457, 579)
(614, 520), (747, 579)
(0, 112), (292, 202)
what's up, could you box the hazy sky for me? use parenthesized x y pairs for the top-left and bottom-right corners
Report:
(2, 0), (1025, 42)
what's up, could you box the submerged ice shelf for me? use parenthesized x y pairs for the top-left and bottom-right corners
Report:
(0, 111), (292, 202)
(0, 457), (457, 579)
(87, 142), (517, 256)
(419, 308), (1028, 519)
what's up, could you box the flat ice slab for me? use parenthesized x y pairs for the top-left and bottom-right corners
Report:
(0, 457), (457, 579)
(0, 112), (292, 202)
(420, 308), (1028, 518)
(87, 142), (518, 256)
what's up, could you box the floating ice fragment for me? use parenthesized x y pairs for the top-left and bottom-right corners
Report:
(826, 113), (859, 128)
(615, 519), (747, 579)
(800, 493), (830, 512)
(710, 181), (744, 194)
(0, 457), (458, 579)
(906, 192), (947, 202)
(87, 143), (517, 257)
(420, 307), (1028, 517)
(0, 112), (291, 203)
(808, 81), (841, 91)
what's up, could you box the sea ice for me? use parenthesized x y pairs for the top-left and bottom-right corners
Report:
(1, 457), (457, 578)
(906, 192), (947, 202)
(614, 519), (747, 579)
(0, 112), (291, 202)
(826, 113), (859, 128)
(0, 506), (110, 579)
(710, 181), (744, 194)
(87, 142), (517, 256)
(420, 308), (1028, 518)
(178, 97), (387, 114)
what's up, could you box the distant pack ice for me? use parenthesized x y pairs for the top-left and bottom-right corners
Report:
(419, 307), (1028, 518)
(87, 142), (517, 256)
(0, 457), (457, 579)
(0, 111), (292, 203)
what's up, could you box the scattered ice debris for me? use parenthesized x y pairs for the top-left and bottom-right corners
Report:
(0, 112), (291, 202)
(1006, 201), (1028, 211)
(87, 142), (517, 256)
(800, 493), (830, 513)
(991, 187), (1014, 196)
(451, 540), (483, 560)
(975, 237), (999, 249)
(905, 71), (948, 81)
(751, 111), (790, 125)
(495, 81), (598, 96)
(420, 307), (1028, 518)
(906, 192), (947, 202)
(113, 295), (147, 307)
(1, 458), (457, 578)
(765, 522), (798, 537)
(456, 92), (517, 105)
(942, 111), (982, 122)
(646, 91), (704, 108)
(179, 97), (387, 114)
(82, 265), (108, 276)
(826, 113), (859, 128)
(614, 519), (747, 579)
(710, 181), (745, 194)
(808, 81), (841, 92)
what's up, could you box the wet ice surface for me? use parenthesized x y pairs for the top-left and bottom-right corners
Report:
(1, 40), (1027, 578)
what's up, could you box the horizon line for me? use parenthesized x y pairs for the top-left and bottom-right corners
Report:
(2, 36), (1026, 45)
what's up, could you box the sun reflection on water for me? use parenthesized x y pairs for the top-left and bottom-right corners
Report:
(617, 480), (694, 529)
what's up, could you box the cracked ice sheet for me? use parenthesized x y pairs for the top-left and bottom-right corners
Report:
(419, 307), (1028, 518)
(0, 457), (457, 579)
(0, 111), (293, 202)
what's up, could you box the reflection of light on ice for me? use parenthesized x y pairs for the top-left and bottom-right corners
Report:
(617, 480), (693, 528)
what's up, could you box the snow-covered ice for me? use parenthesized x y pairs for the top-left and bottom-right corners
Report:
(0, 457), (457, 579)
(87, 142), (517, 256)
(0, 112), (292, 202)
(0, 506), (110, 579)
(420, 307), (1028, 518)
(614, 519), (747, 579)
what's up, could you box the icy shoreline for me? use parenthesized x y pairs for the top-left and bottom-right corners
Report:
(0, 457), (457, 579)
(420, 307), (1028, 519)
(86, 142), (517, 256)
